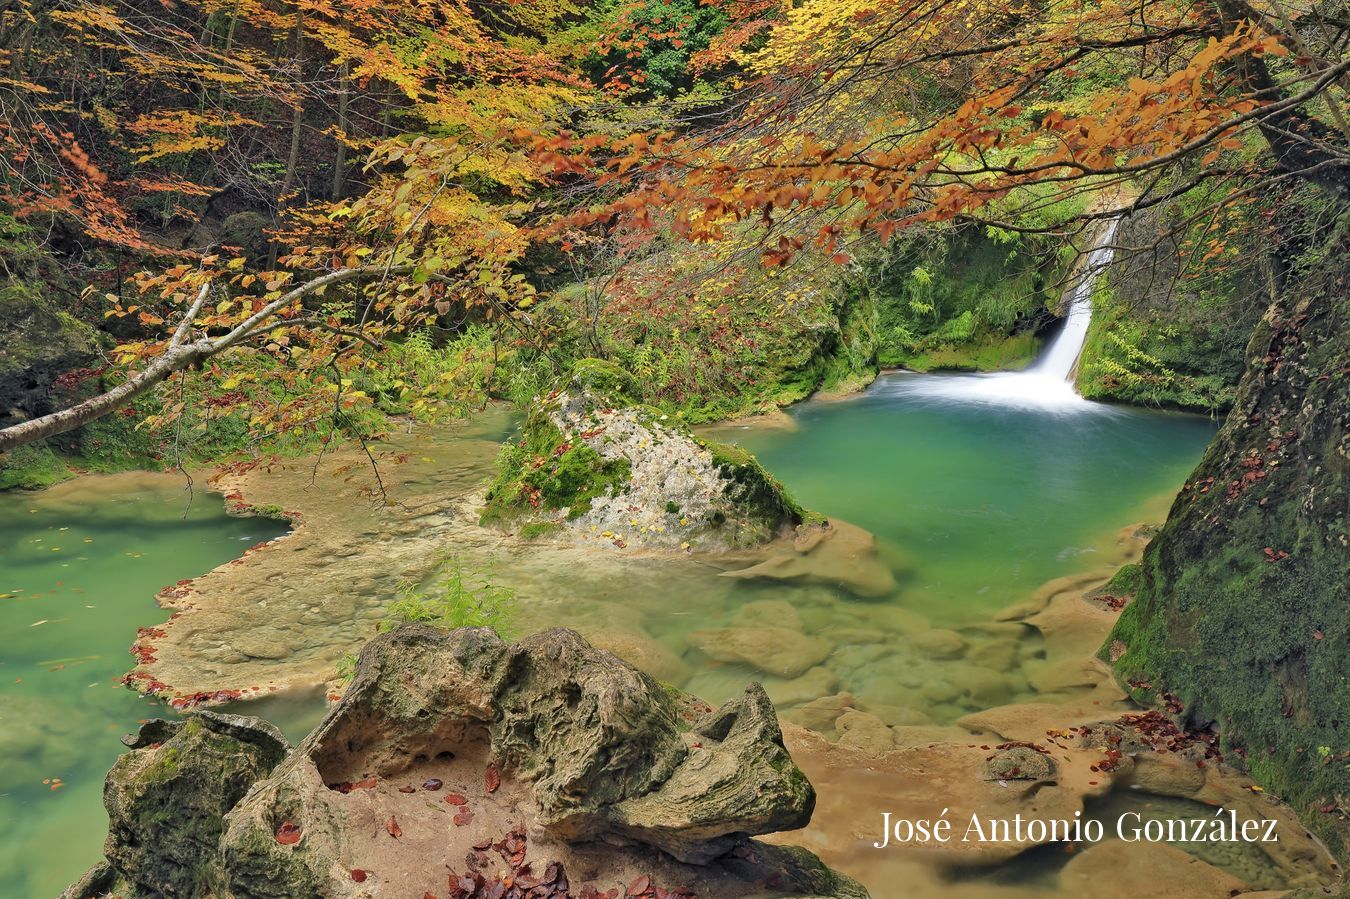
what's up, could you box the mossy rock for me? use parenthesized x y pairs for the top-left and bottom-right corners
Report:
(480, 403), (633, 526)
(218, 211), (272, 261)
(568, 356), (639, 402)
(98, 712), (290, 898)
(0, 284), (101, 424)
(1102, 214), (1349, 854)
(482, 374), (806, 549)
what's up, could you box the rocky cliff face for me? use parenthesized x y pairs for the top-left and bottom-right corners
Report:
(1104, 215), (1348, 852)
(67, 626), (868, 899)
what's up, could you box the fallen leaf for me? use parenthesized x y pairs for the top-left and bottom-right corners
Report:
(423, 778), (443, 791)
(485, 763), (500, 794)
(445, 792), (468, 805)
(627, 875), (651, 896)
(351, 869), (368, 882)
(274, 821), (302, 845)
(386, 815), (402, 838)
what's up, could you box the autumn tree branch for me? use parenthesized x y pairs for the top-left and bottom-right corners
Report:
(0, 264), (412, 453)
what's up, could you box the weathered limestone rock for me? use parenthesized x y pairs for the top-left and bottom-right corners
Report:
(481, 360), (805, 551)
(583, 627), (691, 684)
(984, 745), (1056, 781)
(762, 665), (840, 707)
(100, 711), (290, 898)
(75, 626), (867, 898)
(910, 628), (967, 660)
(833, 710), (896, 755)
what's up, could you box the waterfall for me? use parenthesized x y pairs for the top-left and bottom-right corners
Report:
(1029, 219), (1119, 382)
(875, 219), (1120, 412)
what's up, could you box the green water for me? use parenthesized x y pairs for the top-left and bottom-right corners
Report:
(0, 376), (1220, 897)
(707, 375), (1218, 624)
(0, 475), (288, 899)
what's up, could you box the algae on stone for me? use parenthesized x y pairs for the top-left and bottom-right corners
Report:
(1103, 218), (1349, 854)
(481, 363), (807, 550)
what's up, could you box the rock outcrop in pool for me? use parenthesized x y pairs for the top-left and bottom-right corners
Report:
(66, 626), (869, 899)
(480, 359), (809, 551)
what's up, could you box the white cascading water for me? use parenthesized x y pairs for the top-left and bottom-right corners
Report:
(880, 220), (1120, 412)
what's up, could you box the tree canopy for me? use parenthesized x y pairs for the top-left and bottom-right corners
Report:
(0, 0), (1345, 452)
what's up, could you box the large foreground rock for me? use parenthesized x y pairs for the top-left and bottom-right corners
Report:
(68, 626), (868, 899)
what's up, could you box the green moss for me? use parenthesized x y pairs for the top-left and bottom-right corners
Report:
(569, 357), (639, 402)
(480, 406), (632, 525)
(1102, 207), (1348, 853)
(894, 331), (1041, 372)
(1096, 562), (1142, 597)
(1075, 285), (1256, 413)
(872, 223), (1067, 370)
(142, 746), (183, 785)
(702, 437), (806, 527)
(0, 443), (75, 490)
(517, 521), (563, 540)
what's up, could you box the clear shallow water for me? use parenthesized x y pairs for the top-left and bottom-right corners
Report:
(0, 476), (288, 899)
(706, 374), (1218, 626)
(0, 378), (1219, 897)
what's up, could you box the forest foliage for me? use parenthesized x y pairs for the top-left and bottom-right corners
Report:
(0, 0), (1346, 453)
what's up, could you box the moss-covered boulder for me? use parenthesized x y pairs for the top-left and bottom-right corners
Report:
(481, 361), (807, 550)
(91, 712), (289, 898)
(1103, 224), (1348, 853)
(72, 626), (867, 898)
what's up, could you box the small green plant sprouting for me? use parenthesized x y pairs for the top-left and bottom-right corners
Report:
(336, 652), (359, 684)
(380, 562), (516, 636)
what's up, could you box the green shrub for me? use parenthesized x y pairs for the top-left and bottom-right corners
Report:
(381, 562), (516, 637)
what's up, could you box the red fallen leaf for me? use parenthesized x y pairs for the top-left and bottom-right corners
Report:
(423, 778), (444, 791)
(386, 815), (402, 837)
(1314, 629), (1324, 641)
(627, 875), (651, 896)
(485, 763), (501, 794)
(445, 792), (468, 805)
(351, 869), (368, 882)
(454, 809), (475, 826)
(423, 894), (436, 899)
(351, 775), (377, 790)
(274, 821), (302, 845)
(399, 784), (416, 793)
(472, 838), (493, 851)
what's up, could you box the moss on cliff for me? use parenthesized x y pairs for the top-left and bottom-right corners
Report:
(870, 223), (1069, 371)
(1103, 200), (1348, 853)
(1075, 207), (1267, 413)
